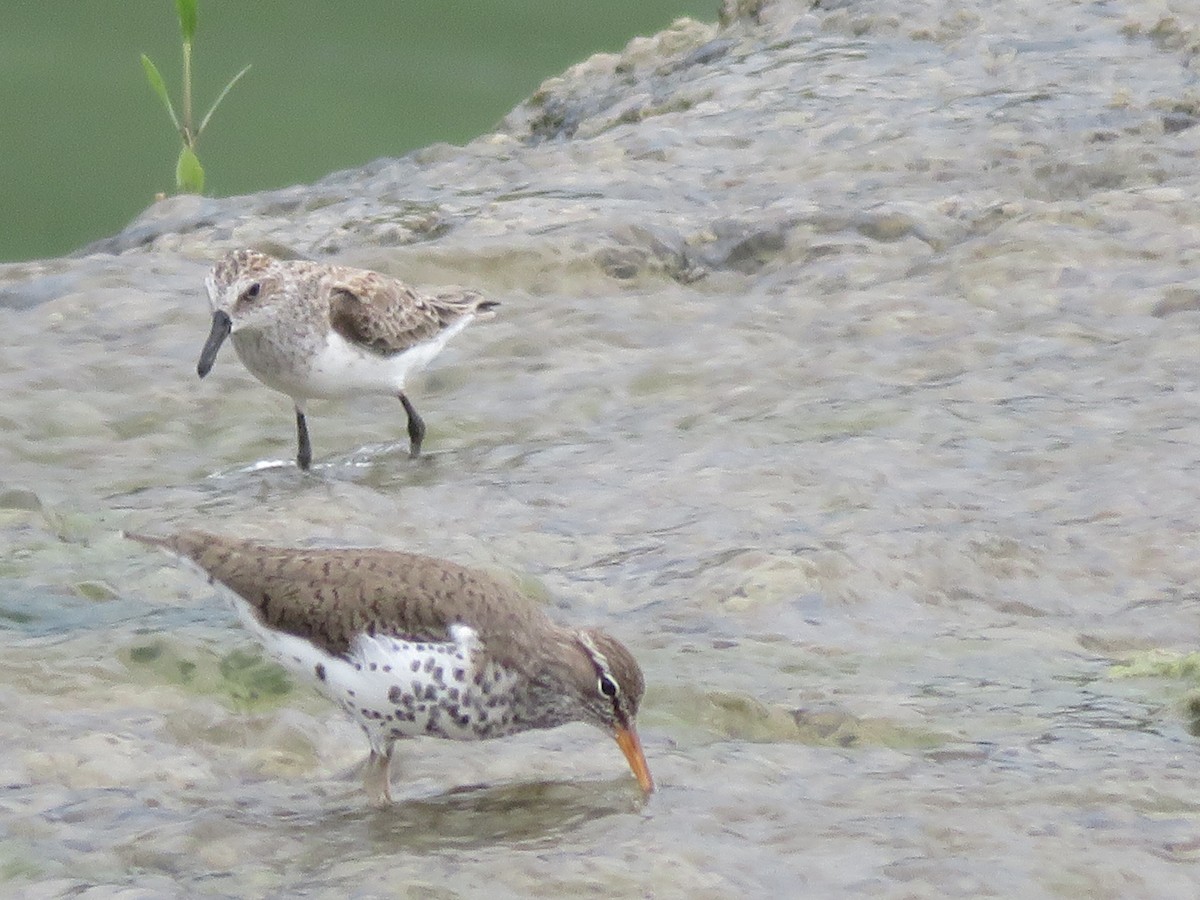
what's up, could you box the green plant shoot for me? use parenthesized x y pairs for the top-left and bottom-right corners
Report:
(141, 0), (250, 194)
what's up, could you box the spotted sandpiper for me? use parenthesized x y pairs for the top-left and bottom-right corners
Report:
(197, 249), (498, 470)
(128, 530), (653, 803)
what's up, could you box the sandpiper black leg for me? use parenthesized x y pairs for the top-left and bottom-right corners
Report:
(295, 406), (313, 470)
(398, 393), (425, 458)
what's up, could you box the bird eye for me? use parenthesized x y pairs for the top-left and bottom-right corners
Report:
(241, 282), (261, 302)
(598, 674), (619, 698)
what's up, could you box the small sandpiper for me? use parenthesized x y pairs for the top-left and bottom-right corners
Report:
(197, 249), (498, 470)
(128, 530), (653, 803)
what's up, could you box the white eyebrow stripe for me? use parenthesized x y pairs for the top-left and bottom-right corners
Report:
(577, 631), (614, 678)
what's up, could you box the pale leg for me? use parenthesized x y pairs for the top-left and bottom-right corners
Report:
(363, 746), (394, 806)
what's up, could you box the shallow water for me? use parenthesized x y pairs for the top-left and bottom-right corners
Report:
(4, 1), (1200, 896)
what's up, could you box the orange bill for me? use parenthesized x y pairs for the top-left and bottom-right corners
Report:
(614, 723), (655, 794)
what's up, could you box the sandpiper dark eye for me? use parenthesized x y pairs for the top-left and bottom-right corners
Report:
(241, 282), (261, 302)
(598, 674), (619, 698)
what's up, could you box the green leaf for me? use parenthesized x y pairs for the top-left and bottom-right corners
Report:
(176, 145), (204, 193)
(176, 0), (198, 43)
(197, 63), (251, 138)
(140, 54), (180, 132)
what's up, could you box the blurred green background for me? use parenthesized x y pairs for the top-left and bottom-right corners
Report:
(1, 1), (716, 263)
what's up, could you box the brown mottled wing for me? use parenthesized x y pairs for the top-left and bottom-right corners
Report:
(326, 270), (494, 357)
(128, 531), (541, 664)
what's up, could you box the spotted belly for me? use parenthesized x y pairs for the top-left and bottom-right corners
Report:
(235, 607), (522, 747)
